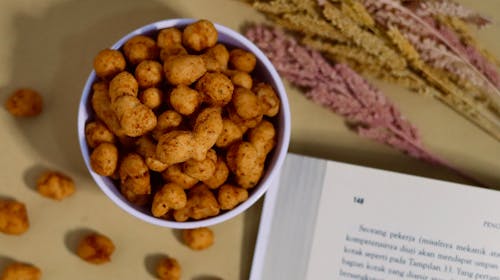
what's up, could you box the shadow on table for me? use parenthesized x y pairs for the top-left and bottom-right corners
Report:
(22, 164), (48, 193)
(0, 0), (181, 180)
(144, 252), (169, 278)
(239, 198), (263, 280)
(290, 139), (500, 189)
(192, 275), (224, 280)
(63, 227), (98, 256)
(0, 255), (16, 273)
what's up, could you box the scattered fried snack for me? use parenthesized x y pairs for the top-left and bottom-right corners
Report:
(135, 60), (163, 88)
(90, 143), (119, 176)
(228, 70), (253, 89)
(156, 256), (181, 280)
(253, 83), (280, 117)
(169, 85), (201, 116)
(85, 121), (115, 148)
(123, 35), (158, 65)
(0, 199), (29, 235)
(163, 55), (206, 85)
(0, 262), (41, 280)
(182, 227), (214, 250)
(229, 49), (257, 73)
(76, 232), (115, 264)
(85, 19), (282, 222)
(173, 184), (220, 222)
(152, 110), (183, 140)
(139, 88), (163, 110)
(161, 165), (198, 190)
(203, 157), (229, 189)
(93, 49), (126, 80)
(182, 19), (218, 52)
(151, 183), (187, 217)
(201, 44), (229, 72)
(157, 27), (182, 49)
(36, 171), (76, 200)
(119, 153), (151, 195)
(195, 72), (234, 106)
(218, 184), (248, 210)
(5, 88), (43, 117)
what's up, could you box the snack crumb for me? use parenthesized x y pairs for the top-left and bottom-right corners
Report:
(182, 227), (214, 250)
(4, 88), (43, 117)
(76, 232), (115, 264)
(0, 262), (41, 280)
(156, 256), (181, 280)
(36, 171), (75, 200)
(0, 199), (29, 235)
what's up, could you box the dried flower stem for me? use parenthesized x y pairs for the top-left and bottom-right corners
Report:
(246, 24), (483, 185)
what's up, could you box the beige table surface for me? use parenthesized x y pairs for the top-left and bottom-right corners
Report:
(0, 0), (499, 279)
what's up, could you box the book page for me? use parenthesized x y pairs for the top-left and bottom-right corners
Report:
(306, 161), (500, 280)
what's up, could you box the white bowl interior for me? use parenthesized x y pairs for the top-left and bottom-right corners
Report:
(78, 18), (291, 229)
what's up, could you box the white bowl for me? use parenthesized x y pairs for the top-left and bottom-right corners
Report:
(77, 18), (291, 229)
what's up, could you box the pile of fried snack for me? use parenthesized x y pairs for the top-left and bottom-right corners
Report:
(87, 19), (280, 223)
(1, 19), (280, 280)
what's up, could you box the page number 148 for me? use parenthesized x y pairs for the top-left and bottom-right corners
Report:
(353, 197), (364, 204)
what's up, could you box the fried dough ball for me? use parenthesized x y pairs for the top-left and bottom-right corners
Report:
(156, 257), (181, 280)
(161, 164), (198, 190)
(164, 55), (206, 85)
(156, 131), (196, 166)
(227, 104), (262, 129)
(139, 87), (163, 110)
(36, 171), (76, 200)
(0, 263), (41, 280)
(202, 157), (229, 189)
(119, 153), (151, 195)
(254, 83), (280, 117)
(215, 118), (244, 148)
(123, 35), (158, 65)
(159, 44), (188, 62)
(120, 184), (150, 206)
(218, 184), (248, 210)
(152, 110), (183, 140)
(77, 232), (115, 264)
(226, 142), (262, 189)
(195, 72), (234, 106)
(157, 27), (182, 49)
(182, 227), (214, 250)
(182, 149), (217, 181)
(248, 120), (276, 161)
(4, 88), (43, 117)
(173, 184), (220, 222)
(169, 85), (201, 116)
(229, 49), (256, 73)
(91, 82), (127, 138)
(232, 87), (261, 120)
(135, 60), (163, 88)
(90, 143), (119, 176)
(0, 199), (29, 235)
(93, 49), (126, 79)
(85, 121), (115, 148)
(229, 71), (253, 89)
(201, 44), (229, 72)
(135, 136), (168, 172)
(151, 183), (187, 217)
(112, 95), (157, 137)
(192, 107), (223, 161)
(109, 71), (139, 102)
(182, 20), (218, 51)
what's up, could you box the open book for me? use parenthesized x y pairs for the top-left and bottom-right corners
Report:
(250, 153), (500, 280)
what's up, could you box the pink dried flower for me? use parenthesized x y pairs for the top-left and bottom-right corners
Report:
(245, 24), (480, 184)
